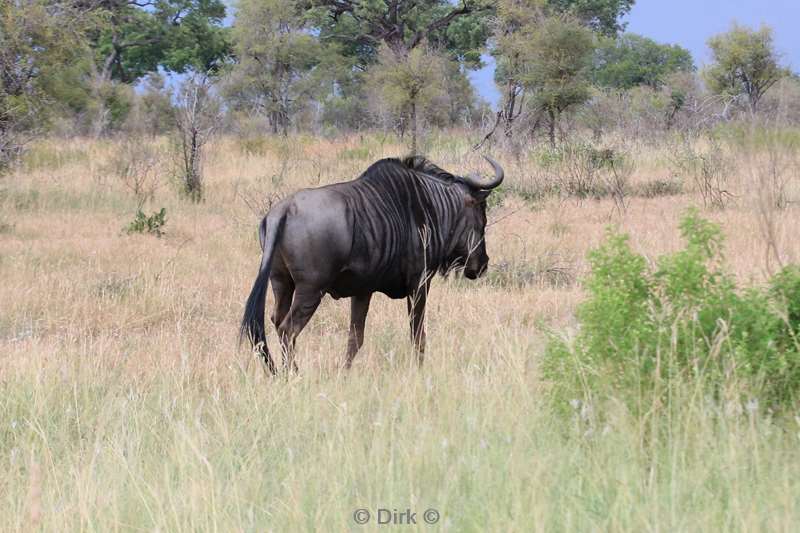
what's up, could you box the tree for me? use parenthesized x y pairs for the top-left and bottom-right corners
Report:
(366, 45), (447, 154)
(74, 0), (230, 135)
(308, 0), (491, 131)
(524, 16), (594, 146)
(132, 73), (176, 136)
(0, 0), (93, 169)
(494, 10), (594, 146)
(80, 0), (231, 84)
(225, 0), (320, 135)
(488, 0), (632, 143)
(173, 73), (220, 202)
(592, 33), (694, 90)
(547, 0), (635, 36)
(491, 0), (543, 139)
(705, 24), (790, 113)
(309, 0), (491, 67)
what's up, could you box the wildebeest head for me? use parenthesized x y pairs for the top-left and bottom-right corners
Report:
(447, 156), (504, 280)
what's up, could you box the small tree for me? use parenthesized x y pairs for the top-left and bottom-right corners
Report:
(366, 45), (447, 155)
(225, 0), (319, 136)
(173, 74), (220, 202)
(705, 24), (789, 114)
(519, 16), (594, 146)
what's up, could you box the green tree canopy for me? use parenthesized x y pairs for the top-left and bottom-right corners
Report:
(308, 0), (492, 69)
(547, 0), (635, 36)
(1, 0), (97, 165)
(493, 5), (594, 144)
(366, 44), (448, 153)
(490, 0), (633, 140)
(82, 0), (232, 83)
(520, 15), (595, 145)
(224, 0), (321, 135)
(704, 23), (790, 113)
(592, 33), (694, 90)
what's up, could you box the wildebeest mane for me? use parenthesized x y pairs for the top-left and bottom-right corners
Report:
(349, 157), (467, 280)
(359, 156), (459, 185)
(400, 156), (459, 183)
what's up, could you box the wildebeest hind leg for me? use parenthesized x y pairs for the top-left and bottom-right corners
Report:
(270, 276), (294, 330)
(346, 293), (372, 368)
(277, 288), (323, 373)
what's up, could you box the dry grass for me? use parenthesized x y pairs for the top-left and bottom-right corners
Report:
(1, 132), (800, 531)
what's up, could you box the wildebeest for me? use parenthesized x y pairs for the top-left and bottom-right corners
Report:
(240, 155), (504, 373)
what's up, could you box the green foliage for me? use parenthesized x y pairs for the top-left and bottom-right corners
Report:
(544, 211), (800, 410)
(520, 16), (595, 113)
(337, 146), (372, 161)
(307, 0), (491, 130)
(546, 0), (635, 36)
(494, 11), (594, 144)
(704, 24), (790, 112)
(366, 46), (448, 113)
(0, 1), (96, 167)
(90, 0), (231, 83)
(126, 208), (167, 237)
(366, 45), (449, 152)
(593, 33), (694, 90)
(224, 0), (320, 135)
(713, 123), (800, 151)
(633, 178), (683, 198)
(310, 0), (492, 70)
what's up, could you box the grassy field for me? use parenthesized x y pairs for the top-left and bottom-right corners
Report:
(2, 132), (800, 531)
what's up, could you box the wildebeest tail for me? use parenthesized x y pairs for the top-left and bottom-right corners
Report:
(240, 206), (287, 374)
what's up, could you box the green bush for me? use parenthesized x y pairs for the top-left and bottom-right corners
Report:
(125, 208), (167, 237)
(544, 210), (800, 411)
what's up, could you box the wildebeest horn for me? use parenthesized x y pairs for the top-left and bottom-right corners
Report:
(462, 155), (504, 190)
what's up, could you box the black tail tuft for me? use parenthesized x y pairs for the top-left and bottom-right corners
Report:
(240, 213), (283, 375)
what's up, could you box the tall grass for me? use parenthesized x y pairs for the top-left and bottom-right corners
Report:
(2, 131), (800, 531)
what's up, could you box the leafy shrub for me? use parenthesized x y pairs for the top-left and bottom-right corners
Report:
(533, 142), (633, 203)
(126, 208), (167, 237)
(544, 210), (800, 411)
(668, 138), (732, 209)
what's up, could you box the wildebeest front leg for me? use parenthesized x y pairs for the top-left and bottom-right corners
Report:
(407, 285), (429, 365)
(346, 293), (372, 368)
(277, 288), (322, 373)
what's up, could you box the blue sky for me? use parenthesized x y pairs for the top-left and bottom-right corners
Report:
(469, 0), (800, 108)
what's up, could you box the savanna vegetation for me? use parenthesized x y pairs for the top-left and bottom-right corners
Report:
(2, 0), (800, 531)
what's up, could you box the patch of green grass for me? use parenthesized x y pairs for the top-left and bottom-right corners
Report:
(1, 186), (132, 214)
(337, 145), (372, 161)
(22, 144), (88, 171)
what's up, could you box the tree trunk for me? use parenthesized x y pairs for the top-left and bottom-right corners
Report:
(410, 96), (417, 155)
(749, 93), (759, 114)
(548, 108), (556, 148)
(270, 108), (279, 135)
(503, 80), (518, 137)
